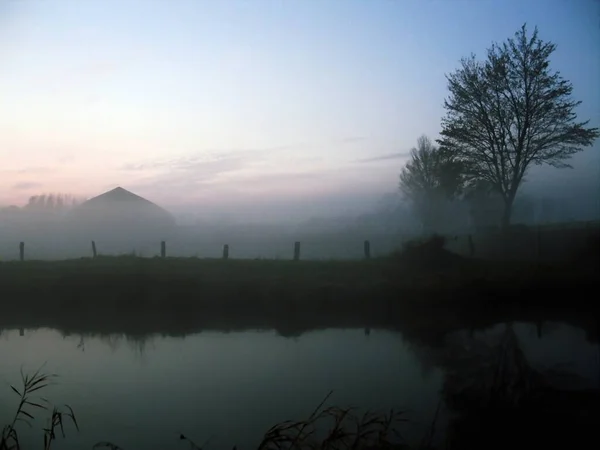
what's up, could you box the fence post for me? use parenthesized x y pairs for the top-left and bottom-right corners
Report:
(467, 235), (475, 257)
(91, 241), (97, 258)
(363, 240), (371, 259)
(161, 241), (166, 258)
(293, 241), (301, 261)
(19, 242), (24, 261)
(223, 244), (229, 260)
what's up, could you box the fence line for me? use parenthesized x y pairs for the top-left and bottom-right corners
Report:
(2, 221), (598, 262)
(3, 239), (377, 262)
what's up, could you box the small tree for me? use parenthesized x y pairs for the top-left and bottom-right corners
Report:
(399, 135), (464, 231)
(438, 24), (599, 228)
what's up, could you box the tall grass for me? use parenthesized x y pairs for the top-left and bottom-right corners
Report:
(1, 373), (428, 450)
(0, 367), (78, 450)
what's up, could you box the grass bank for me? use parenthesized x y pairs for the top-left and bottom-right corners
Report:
(0, 235), (598, 343)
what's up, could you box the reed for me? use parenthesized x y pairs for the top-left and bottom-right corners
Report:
(0, 367), (78, 450)
(1, 374), (424, 450)
(3, 348), (597, 450)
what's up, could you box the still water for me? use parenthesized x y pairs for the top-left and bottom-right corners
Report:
(0, 323), (597, 450)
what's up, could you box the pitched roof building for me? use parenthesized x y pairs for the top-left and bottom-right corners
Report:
(67, 187), (176, 247)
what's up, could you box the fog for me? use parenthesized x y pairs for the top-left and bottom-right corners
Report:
(1, 150), (598, 261)
(1, 0), (598, 262)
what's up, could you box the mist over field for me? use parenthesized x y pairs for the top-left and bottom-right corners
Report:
(1, 0), (599, 263)
(1, 174), (598, 261)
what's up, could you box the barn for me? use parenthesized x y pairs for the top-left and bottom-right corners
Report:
(67, 187), (176, 252)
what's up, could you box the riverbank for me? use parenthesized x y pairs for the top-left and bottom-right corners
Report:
(0, 249), (597, 342)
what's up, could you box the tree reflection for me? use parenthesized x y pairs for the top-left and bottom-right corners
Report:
(408, 322), (600, 449)
(61, 332), (154, 359)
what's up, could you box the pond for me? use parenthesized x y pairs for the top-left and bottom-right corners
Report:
(0, 322), (597, 450)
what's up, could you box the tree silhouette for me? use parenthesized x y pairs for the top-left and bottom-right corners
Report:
(438, 24), (599, 228)
(399, 135), (464, 231)
(25, 193), (82, 212)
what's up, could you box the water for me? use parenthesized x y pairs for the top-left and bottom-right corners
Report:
(0, 328), (443, 450)
(0, 323), (597, 450)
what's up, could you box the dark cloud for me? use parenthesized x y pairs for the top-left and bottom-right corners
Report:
(12, 181), (43, 190)
(357, 152), (410, 163)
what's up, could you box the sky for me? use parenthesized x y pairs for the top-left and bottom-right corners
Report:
(1, 0), (599, 220)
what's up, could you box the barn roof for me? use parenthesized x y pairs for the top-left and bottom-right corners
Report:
(80, 187), (161, 208)
(72, 187), (175, 224)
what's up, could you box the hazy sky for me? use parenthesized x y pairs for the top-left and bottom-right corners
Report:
(1, 0), (598, 218)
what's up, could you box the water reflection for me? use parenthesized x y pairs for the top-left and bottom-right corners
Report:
(1, 321), (597, 449)
(408, 322), (599, 449)
(1, 328), (442, 450)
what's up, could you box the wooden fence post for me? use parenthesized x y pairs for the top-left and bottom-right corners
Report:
(293, 241), (301, 261)
(161, 241), (166, 258)
(91, 241), (97, 258)
(19, 242), (24, 261)
(223, 244), (229, 260)
(363, 240), (371, 259)
(467, 235), (475, 257)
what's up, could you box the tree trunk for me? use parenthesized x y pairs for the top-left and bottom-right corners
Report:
(501, 196), (515, 230)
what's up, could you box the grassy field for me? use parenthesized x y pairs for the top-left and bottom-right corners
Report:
(0, 233), (598, 343)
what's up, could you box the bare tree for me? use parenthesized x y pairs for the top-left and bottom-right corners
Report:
(437, 24), (599, 228)
(399, 135), (464, 231)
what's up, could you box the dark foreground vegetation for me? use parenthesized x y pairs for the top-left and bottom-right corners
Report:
(0, 231), (598, 343)
(2, 371), (413, 450)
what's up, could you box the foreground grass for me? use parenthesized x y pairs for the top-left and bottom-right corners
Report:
(1, 370), (419, 450)
(0, 249), (596, 296)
